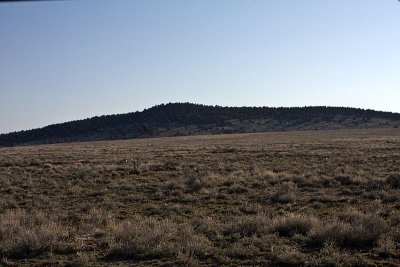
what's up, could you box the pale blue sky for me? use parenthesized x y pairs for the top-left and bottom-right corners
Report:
(0, 0), (399, 134)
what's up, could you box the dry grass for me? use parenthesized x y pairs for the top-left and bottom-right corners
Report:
(107, 216), (212, 260)
(223, 214), (270, 238)
(0, 128), (399, 265)
(307, 210), (389, 249)
(0, 210), (75, 259)
(271, 213), (318, 237)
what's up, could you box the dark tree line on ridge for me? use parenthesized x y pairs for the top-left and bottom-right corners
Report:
(1, 103), (399, 147)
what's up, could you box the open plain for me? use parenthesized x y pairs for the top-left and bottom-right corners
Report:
(0, 129), (399, 266)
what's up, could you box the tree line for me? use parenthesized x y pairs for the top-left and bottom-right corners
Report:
(1, 103), (399, 146)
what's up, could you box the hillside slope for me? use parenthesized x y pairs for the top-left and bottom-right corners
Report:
(1, 103), (400, 146)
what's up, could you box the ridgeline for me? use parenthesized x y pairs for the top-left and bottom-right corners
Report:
(1, 103), (400, 147)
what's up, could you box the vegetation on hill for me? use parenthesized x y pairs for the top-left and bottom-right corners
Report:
(1, 103), (400, 146)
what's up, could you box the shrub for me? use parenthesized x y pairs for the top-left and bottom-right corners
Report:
(386, 173), (400, 188)
(0, 210), (74, 259)
(312, 240), (369, 266)
(269, 244), (306, 266)
(66, 252), (95, 267)
(107, 215), (213, 260)
(0, 176), (11, 187)
(79, 208), (112, 233)
(162, 180), (184, 194)
(308, 211), (388, 249)
(224, 238), (261, 259)
(227, 184), (248, 194)
(261, 171), (288, 185)
(0, 160), (14, 167)
(375, 236), (397, 258)
(164, 160), (180, 171)
(192, 216), (222, 239)
(185, 172), (217, 193)
(223, 215), (270, 238)
(272, 213), (318, 237)
(186, 173), (207, 192)
(211, 147), (237, 153)
(271, 182), (297, 203)
(365, 177), (386, 191)
(334, 175), (357, 185)
(382, 190), (400, 203)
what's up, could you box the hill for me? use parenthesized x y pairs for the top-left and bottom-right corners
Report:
(1, 102), (400, 146)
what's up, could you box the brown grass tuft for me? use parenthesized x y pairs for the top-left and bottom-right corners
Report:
(107, 215), (213, 260)
(308, 211), (388, 249)
(0, 210), (75, 259)
(272, 213), (318, 237)
(386, 173), (400, 188)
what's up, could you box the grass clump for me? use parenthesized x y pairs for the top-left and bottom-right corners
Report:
(185, 171), (218, 193)
(223, 215), (269, 238)
(386, 173), (400, 188)
(107, 215), (213, 260)
(0, 210), (74, 259)
(185, 173), (206, 192)
(334, 175), (357, 185)
(312, 240), (370, 266)
(308, 210), (388, 249)
(270, 244), (306, 266)
(271, 182), (298, 203)
(272, 213), (318, 237)
(375, 236), (398, 258)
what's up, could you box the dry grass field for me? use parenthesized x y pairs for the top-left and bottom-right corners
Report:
(0, 129), (399, 266)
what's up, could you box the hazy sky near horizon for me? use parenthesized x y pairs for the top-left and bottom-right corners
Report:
(1, 0), (399, 134)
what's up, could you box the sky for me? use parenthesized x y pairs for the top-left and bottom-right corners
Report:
(0, 0), (399, 134)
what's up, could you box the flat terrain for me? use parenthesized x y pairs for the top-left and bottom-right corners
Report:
(0, 129), (399, 266)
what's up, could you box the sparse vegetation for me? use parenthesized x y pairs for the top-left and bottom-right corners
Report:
(0, 128), (399, 265)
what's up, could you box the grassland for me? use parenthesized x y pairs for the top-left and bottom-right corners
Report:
(0, 129), (399, 266)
